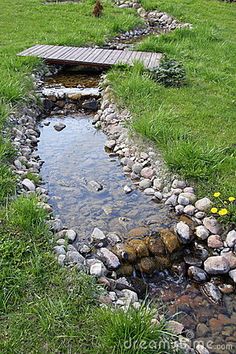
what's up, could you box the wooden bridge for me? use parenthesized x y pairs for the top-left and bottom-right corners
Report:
(18, 44), (162, 69)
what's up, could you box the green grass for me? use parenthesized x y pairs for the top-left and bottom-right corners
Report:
(108, 0), (236, 196)
(0, 195), (178, 353)
(0, 1), (179, 352)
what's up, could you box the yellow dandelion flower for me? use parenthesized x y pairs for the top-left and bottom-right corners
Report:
(213, 192), (221, 198)
(229, 197), (235, 202)
(211, 207), (218, 213)
(218, 208), (228, 216)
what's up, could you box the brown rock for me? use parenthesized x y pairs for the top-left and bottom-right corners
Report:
(56, 100), (65, 108)
(128, 239), (149, 258)
(98, 295), (112, 304)
(179, 215), (196, 230)
(196, 323), (209, 337)
(68, 93), (82, 100)
(139, 257), (156, 274)
(209, 318), (224, 333)
(218, 283), (234, 294)
(146, 236), (166, 256)
(155, 256), (171, 270)
(127, 226), (150, 239)
(113, 244), (137, 263)
(118, 264), (134, 276)
(160, 229), (181, 253)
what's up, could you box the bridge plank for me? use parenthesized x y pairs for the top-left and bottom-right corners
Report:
(18, 45), (162, 68)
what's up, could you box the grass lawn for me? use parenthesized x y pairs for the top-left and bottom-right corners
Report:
(108, 0), (236, 196)
(0, 1), (177, 353)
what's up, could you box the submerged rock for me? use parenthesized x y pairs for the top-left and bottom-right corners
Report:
(188, 266), (208, 282)
(200, 282), (222, 304)
(160, 229), (181, 253)
(87, 180), (103, 192)
(127, 239), (149, 258)
(139, 257), (156, 274)
(53, 122), (66, 131)
(146, 237), (166, 256)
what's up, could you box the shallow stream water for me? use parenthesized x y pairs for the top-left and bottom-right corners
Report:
(38, 115), (174, 240)
(37, 72), (236, 354)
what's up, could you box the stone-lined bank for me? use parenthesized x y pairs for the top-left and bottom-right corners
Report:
(89, 77), (236, 300)
(9, 64), (236, 353)
(107, 0), (192, 48)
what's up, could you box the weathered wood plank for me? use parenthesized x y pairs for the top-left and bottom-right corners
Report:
(106, 50), (124, 65)
(18, 44), (162, 69)
(148, 53), (161, 68)
(96, 49), (115, 64)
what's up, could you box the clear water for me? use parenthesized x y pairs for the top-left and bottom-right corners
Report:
(37, 114), (175, 240)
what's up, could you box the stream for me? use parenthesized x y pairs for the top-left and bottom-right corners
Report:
(36, 69), (236, 354)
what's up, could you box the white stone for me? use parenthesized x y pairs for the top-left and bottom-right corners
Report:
(204, 256), (230, 274)
(226, 230), (236, 248)
(132, 162), (143, 175)
(171, 188), (182, 195)
(168, 320), (184, 335)
(105, 139), (116, 149)
(165, 194), (178, 206)
(107, 232), (121, 246)
(53, 245), (66, 255)
(140, 167), (154, 179)
(124, 185), (132, 194)
(178, 194), (190, 206)
(172, 179), (186, 189)
(91, 227), (106, 241)
(98, 248), (120, 269)
(175, 205), (184, 215)
(176, 221), (191, 243)
(183, 205), (195, 216)
(120, 289), (138, 306)
(90, 261), (107, 277)
(195, 198), (212, 212)
(229, 269), (236, 283)
(22, 178), (36, 191)
(179, 192), (197, 204)
(139, 179), (152, 189)
(195, 225), (209, 240)
(65, 251), (85, 265)
(144, 187), (155, 196)
(203, 217), (222, 234)
(196, 344), (210, 354)
(65, 229), (77, 242)
(153, 178), (163, 190)
(195, 211), (205, 219)
(58, 254), (66, 266)
(154, 191), (162, 200)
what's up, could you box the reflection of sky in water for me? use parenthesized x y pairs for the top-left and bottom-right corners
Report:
(37, 115), (174, 239)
